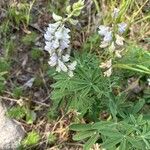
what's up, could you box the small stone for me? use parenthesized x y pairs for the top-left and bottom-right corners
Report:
(0, 102), (25, 149)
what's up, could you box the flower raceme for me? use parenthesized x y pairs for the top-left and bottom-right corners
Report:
(44, 0), (84, 77)
(98, 8), (128, 77)
(44, 20), (77, 77)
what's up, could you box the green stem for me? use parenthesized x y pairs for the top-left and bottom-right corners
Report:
(92, 0), (100, 14)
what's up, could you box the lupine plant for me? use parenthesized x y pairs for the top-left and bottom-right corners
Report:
(0, 0), (149, 149)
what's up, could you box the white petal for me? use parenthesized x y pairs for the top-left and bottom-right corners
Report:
(68, 71), (74, 77)
(115, 34), (124, 46)
(109, 42), (115, 52)
(103, 31), (112, 42)
(45, 41), (53, 51)
(100, 41), (109, 48)
(44, 33), (52, 41)
(118, 23), (127, 34)
(104, 67), (112, 77)
(112, 8), (120, 18)
(48, 53), (58, 66)
(98, 25), (110, 36)
(55, 30), (63, 39)
(62, 54), (70, 62)
(147, 78), (150, 86)
(68, 61), (77, 71)
(115, 50), (122, 58)
(100, 59), (112, 69)
(64, 28), (70, 33)
(52, 39), (59, 49)
(60, 40), (70, 49)
(58, 60), (68, 72)
(56, 66), (61, 72)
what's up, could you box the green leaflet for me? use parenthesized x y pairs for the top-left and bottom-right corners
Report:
(70, 123), (93, 131)
(73, 130), (96, 141)
(83, 133), (99, 150)
(102, 137), (122, 149)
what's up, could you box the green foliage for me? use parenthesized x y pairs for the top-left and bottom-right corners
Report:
(70, 115), (150, 150)
(22, 32), (37, 46)
(0, 58), (10, 93)
(22, 131), (40, 146)
(47, 133), (57, 144)
(115, 45), (150, 75)
(8, 0), (35, 26)
(0, 20), (10, 36)
(13, 86), (23, 98)
(30, 48), (43, 60)
(7, 106), (26, 120)
(50, 52), (119, 118)
(7, 106), (36, 124)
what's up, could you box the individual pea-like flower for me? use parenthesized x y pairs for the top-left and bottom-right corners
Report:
(100, 59), (112, 69)
(103, 31), (112, 42)
(100, 59), (112, 77)
(104, 67), (112, 77)
(98, 26), (112, 48)
(118, 22), (127, 34)
(98, 25), (110, 36)
(112, 8), (120, 18)
(147, 78), (150, 86)
(115, 34), (124, 46)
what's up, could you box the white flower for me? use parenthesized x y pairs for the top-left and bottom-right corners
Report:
(112, 8), (120, 18)
(104, 67), (112, 77)
(115, 34), (124, 46)
(58, 59), (68, 72)
(103, 31), (112, 42)
(47, 22), (60, 34)
(147, 78), (150, 86)
(115, 50), (122, 58)
(44, 17), (77, 77)
(118, 23), (127, 34)
(62, 54), (70, 62)
(98, 26), (112, 48)
(68, 61), (77, 71)
(44, 23), (70, 53)
(68, 70), (74, 77)
(109, 42), (115, 52)
(98, 25), (110, 36)
(100, 59), (112, 69)
(100, 41), (109, 48)
(48, 53), (58, 67)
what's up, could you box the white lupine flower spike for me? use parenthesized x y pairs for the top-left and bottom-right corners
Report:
(98, 7), (128, 77)
(44, 1), (84, 77)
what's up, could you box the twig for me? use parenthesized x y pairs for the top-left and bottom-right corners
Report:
(0, 96), (50, 107)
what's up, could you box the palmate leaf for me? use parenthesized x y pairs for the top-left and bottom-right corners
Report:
(50, 51), (120, 118)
